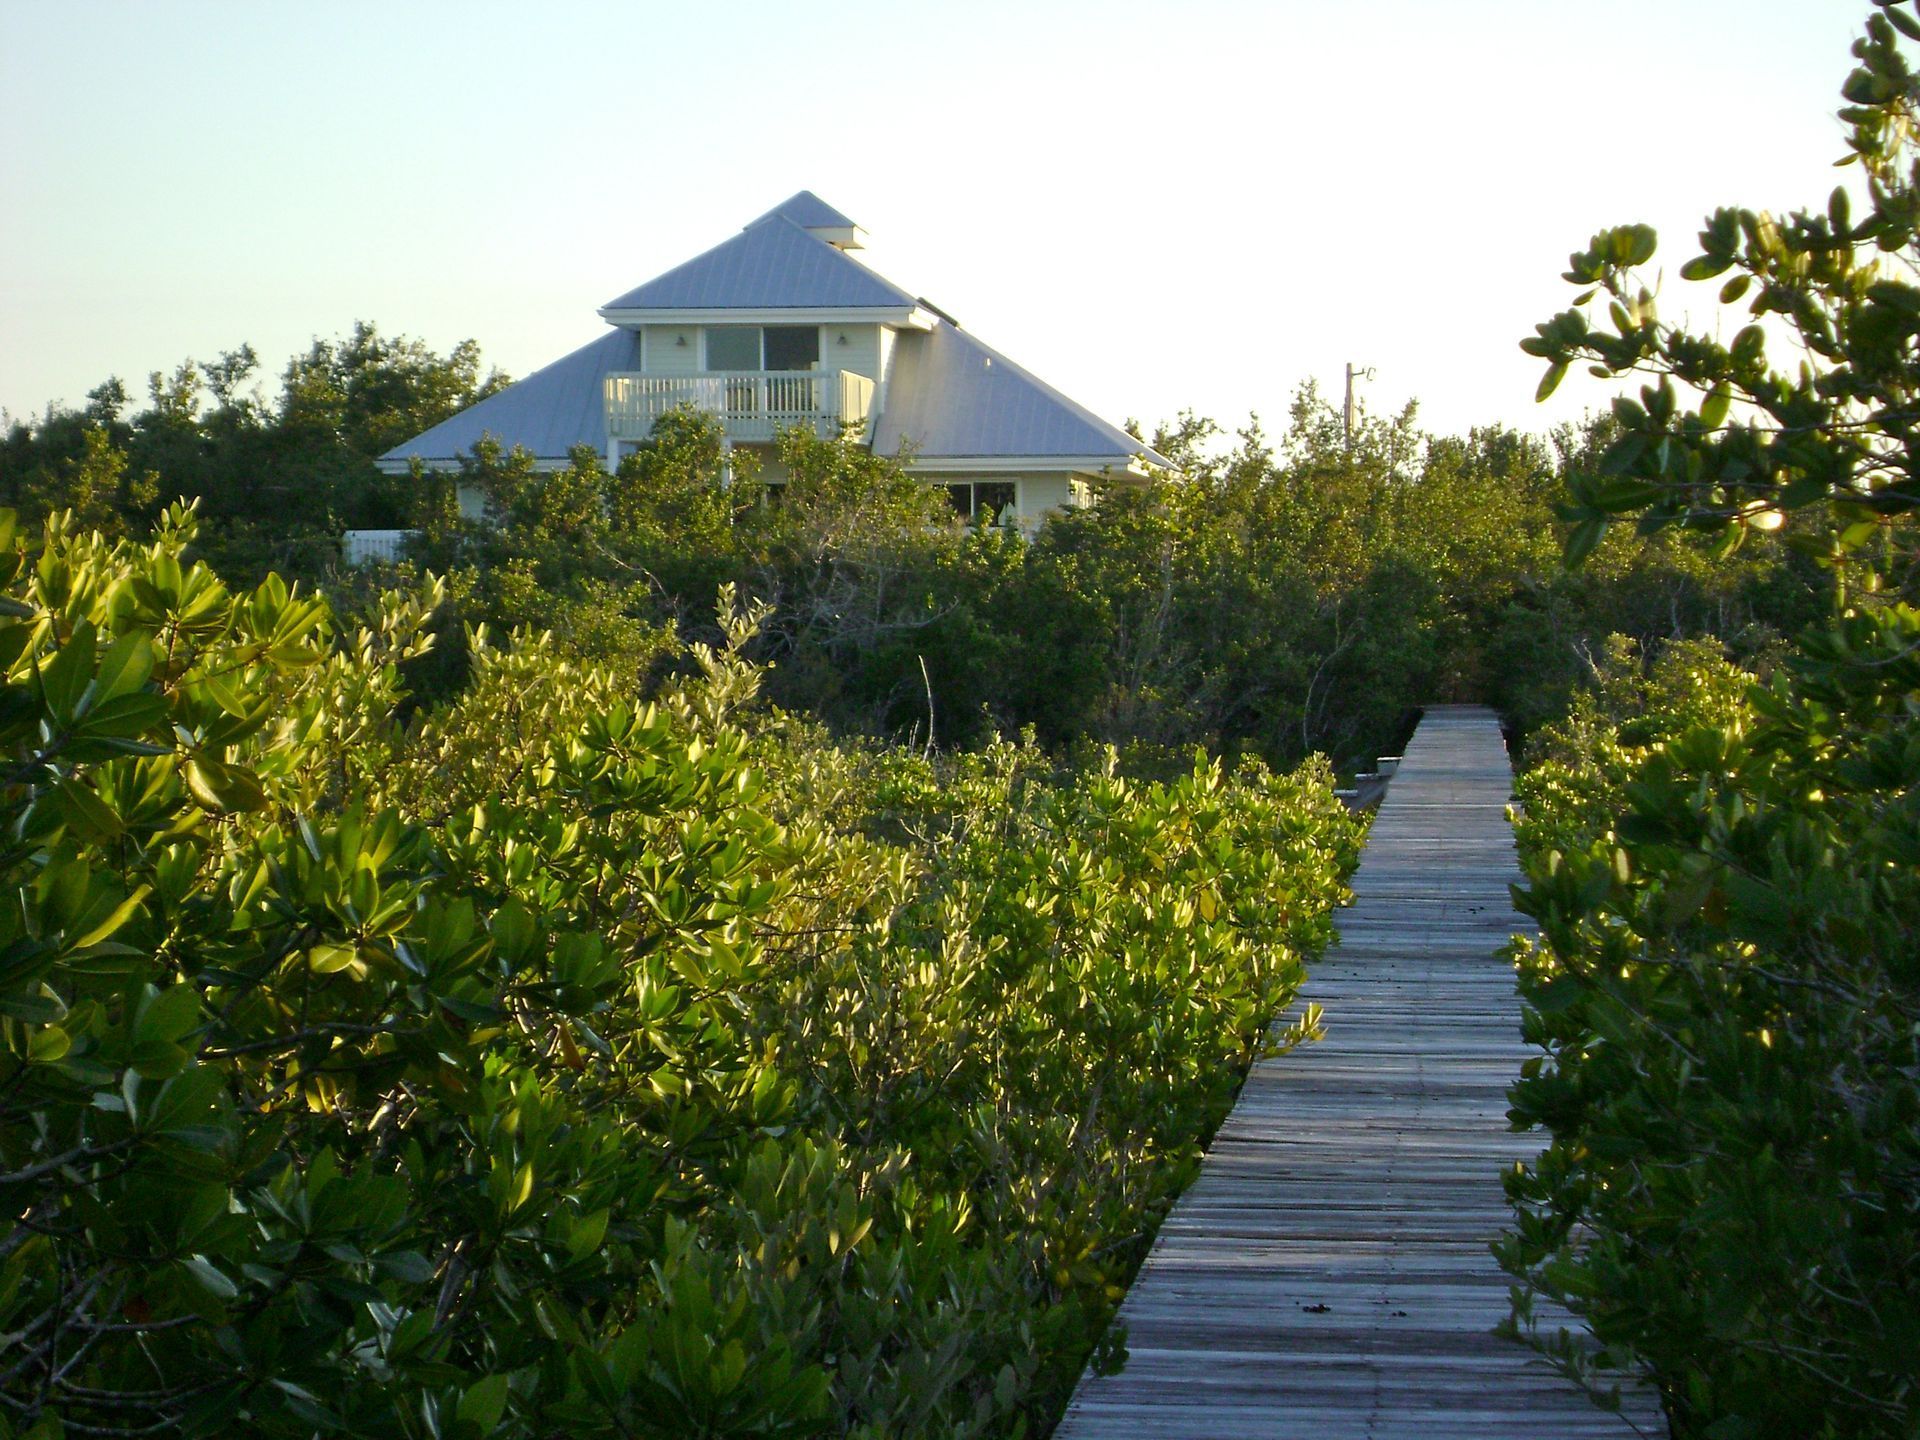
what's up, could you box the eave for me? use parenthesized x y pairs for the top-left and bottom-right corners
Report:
(903, 454), (1161, 483)
(596, 304), (938, 329)
(375, 453), (579, 476)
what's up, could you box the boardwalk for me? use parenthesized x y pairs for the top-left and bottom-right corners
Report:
(1056, 706), (1663, 1439)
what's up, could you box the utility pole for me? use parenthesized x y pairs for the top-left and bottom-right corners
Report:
(1344, 362), (1375, 446)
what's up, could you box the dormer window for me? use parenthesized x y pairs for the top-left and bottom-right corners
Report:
(704, 325), (820, 372)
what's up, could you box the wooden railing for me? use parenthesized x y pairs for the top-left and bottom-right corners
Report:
(604, 370), (875, 443)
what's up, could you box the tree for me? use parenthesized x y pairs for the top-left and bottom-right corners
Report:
(1501, 8), (1920, 1436)
(279, 321), (507, 461)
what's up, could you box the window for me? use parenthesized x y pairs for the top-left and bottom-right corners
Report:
(943, 480), (1018, 524)
(703, 325), (821, 372)
(763, 326), (819, 371)
(705, 327), (760, 371)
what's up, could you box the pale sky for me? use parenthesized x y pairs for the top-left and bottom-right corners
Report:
(0, 1), (1870, 446)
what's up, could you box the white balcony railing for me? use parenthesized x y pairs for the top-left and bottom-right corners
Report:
(342, 529), (417, 566)
(604, 370), (875, 443)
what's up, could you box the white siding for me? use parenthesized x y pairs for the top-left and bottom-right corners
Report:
(1016, 474), (1076, 519)
(825, 323), (880, 383)
(872, 326), (899, 436)
(642, 326), (699, 375)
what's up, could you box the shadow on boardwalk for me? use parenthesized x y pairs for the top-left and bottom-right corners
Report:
(1054, 705), (1666, 1440)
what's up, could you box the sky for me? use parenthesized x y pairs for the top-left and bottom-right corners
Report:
(0, 0), (1873, 447)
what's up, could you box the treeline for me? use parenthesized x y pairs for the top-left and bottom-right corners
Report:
(0, 322), (504, 582)
(3, 348), (1825, 771)
(400, 388), (1822, 766)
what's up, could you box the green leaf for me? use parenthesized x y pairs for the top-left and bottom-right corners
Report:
(184, 756), (266, 813)
(1536, 362), (1570, 403)
(307, 943), (362, 975)
(144, 1066), (225, 1138)
(181, 1253), (238, 1301)
(1699, 383), (1732, 430)
(27, 1025), (71, 1063)
(51, 777), (125, 840)
(90, 632), (154, 704)
(1828, 185), (1852, 237)
(508, 1162), (534, 1214)
(1838, 520), (1878, 550)
(489, 901), (538, 964)
(138, 984), (201, 1042)
(1730, 325), (1767, 368)
(69, 883), (151, 951)
(373, 1250), (436, 1284)
(200, 674), (256, 720)
(1563, 516), (1608, 568)
(567, 1208), (610, 1261)
(37, 621), (97, 721)
(1867, 279), (1920, 315)
(457, 1374), (510, 1434)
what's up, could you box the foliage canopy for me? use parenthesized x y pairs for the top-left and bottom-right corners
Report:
(0, 504), (1361, 1437)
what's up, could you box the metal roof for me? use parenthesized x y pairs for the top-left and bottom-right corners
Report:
(600, 214), (913, 313)
(377, 328), (637, 467)
(871, 322), (1167, 467)
(746, 191), (858, 232)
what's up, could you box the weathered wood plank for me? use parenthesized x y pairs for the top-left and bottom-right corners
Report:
(1053, 706), (1665, 1438)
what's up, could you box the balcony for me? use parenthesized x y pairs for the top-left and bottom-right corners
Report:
(342, 528), (416, 566)
(604, 370), (875, 444)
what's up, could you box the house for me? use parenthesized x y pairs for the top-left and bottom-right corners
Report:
(376, 193), (1166, 528)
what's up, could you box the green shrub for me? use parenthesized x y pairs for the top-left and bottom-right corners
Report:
(0, 508), (1360, 1438)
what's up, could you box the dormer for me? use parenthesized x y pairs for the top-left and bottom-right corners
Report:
(746, 191), (867, 250)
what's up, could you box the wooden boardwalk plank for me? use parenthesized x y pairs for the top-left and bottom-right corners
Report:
(1054, 705), (1665, 1438)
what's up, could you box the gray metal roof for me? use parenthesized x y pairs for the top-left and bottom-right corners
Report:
(746, 191), (858, 232)
(871, 322), (1167, 467)
(600, 214), (914, 313)
(378, 328), (637, 467)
